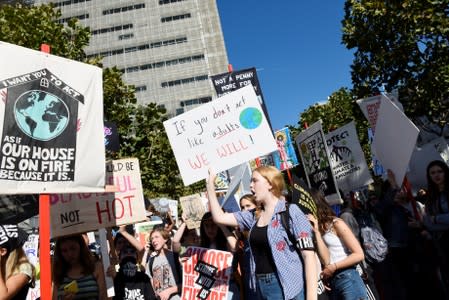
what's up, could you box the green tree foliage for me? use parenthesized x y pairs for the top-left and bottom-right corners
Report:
(342, 0), (449, 128)
(298, 88), (371, 161)
(0, 3), (198, 198)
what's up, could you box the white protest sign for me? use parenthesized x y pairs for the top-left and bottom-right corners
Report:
(325, 121), (373, 192)
(163, 85), (276, 186)
(0, 42), (105, 194)
(49, 158), (146, 238)
(372, 99), (419, 186)
(356, 94), (403, 133)
(181, 246), (233, 300)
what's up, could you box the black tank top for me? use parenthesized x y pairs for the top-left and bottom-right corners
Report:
(250, 225), (276, 274)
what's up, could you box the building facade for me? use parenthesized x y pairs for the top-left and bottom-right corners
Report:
(33, 0), (229, 116)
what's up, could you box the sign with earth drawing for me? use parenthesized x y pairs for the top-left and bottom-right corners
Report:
(325, 121), (373, 193)
(295, 120), (341, 205)
(163, 85), (277, 186)
(0, 42), (105, 194)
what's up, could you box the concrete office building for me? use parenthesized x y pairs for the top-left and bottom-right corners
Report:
(33, 0), (229, 116)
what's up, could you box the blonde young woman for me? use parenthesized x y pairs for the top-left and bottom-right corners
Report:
(207, 166), (317, 300)
(308, 191), (367, 300)
(0, 225), (34, 300)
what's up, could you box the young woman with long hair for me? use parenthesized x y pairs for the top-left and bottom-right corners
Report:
(52, 234), (106, 300)
(207, 166), (317, 300)
(308, 190), (367, 300)
(0, 225), (35, 300)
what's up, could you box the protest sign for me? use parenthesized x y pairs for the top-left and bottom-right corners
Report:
(372, 98), (419, 186)
(210, 67), (272, 129)
(163, 85), (276, 186)
(180, 194), (206, 229)
(356, 93), (403, 133)
(0, 42), (105, 194)
(273, 127), (299, 171)
(295, 120), (341, 205)
(291, 174), (318, 219)
(49, 158), (146, 238)
(181, 246), (233, 300)
(325, 121), (372, 192)
(23, 234), (39, 300)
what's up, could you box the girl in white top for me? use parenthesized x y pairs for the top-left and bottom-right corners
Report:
(308, 190), (367, 300)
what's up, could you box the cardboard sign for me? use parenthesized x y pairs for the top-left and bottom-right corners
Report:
(134, 220), (163, 248)
(180, 194), (206, 230)
(295, 120), (341, 205)
(49, 158), (146, 238)
(181, 246), (233, 300)
(0, 42), (105, 194)
(163, 85), (276, 186)
(325, 121), (372, 192)
(372, 99), (419, 186)
(356, 93), (403, 133)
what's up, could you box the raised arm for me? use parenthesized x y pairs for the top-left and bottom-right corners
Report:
(118, 225), (144, 253)
(206, 169), (238, 227)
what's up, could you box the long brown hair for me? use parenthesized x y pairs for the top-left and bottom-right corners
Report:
(426, 160), (449, 214)
(312, 189), (336, 234)
(52, 234), (95, 286)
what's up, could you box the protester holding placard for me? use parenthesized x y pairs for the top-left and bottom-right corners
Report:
(308, 191), (367, 300)
(146, 227), (182, 300)
(0, 224), (35, 300)
(424, 160), (449, 292)
(52, 234), (107, 300)
(207, 166), (317, 300)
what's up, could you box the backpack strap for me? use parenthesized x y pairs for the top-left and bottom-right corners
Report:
(280, 203), (301, 254)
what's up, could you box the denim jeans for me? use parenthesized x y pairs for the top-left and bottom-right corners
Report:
(330, 267), (368, 300)
(256, 272), (304, 300)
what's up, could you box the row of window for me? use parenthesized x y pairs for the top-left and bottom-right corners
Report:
(103, 3), (145, 16)
(161, 13), (191, 23)
(121, 54), (205, 74)
(159, 0), (186, 5)
(119, 33), (134, 41)
(92, 24), (133, 36)
(58, 13), (89, 24)
(180, 96), (212, 107)
(53, 0), (91, 8)
(161, 74), (208, 88)
(135, 85), (147, 92)
(86, 37), (187, 58)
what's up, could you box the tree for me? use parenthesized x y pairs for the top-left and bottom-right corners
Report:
(298, 88), (371, 161)
(342, 0), (449, 131)
(0, 3), (199, 198)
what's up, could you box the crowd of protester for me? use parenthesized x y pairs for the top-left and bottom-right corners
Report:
(2, 160), (449, 300)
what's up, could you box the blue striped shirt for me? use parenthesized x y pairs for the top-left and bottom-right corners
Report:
(233, 199), (313, 300)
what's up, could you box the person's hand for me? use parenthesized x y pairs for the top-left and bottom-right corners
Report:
(387, 169), (399, 189)
(321, 263), (337, 280)
(62, 292), (76, 300)
(106, 264), (116, 279)
(118, 225), (126, 233)
(307, 214), (319, 233)
(157, 288), (172, 300)
(207, 167), (217, 187)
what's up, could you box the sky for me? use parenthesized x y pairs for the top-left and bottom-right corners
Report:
(216, 1), (354, 132)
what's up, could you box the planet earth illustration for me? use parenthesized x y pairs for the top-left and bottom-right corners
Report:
(14, 90), (69, 141)
(239, 107), (263, 129)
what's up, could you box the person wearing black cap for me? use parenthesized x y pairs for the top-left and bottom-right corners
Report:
(0, 224), (35, 300)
